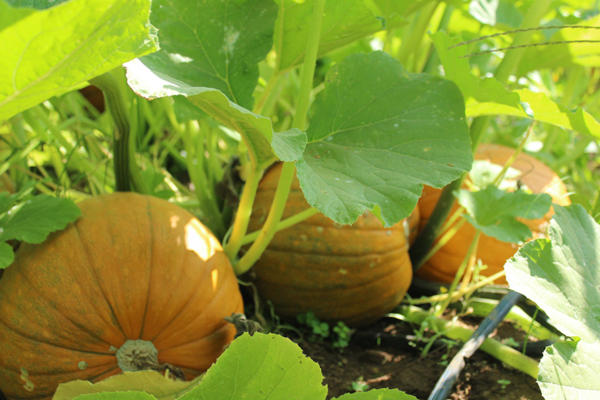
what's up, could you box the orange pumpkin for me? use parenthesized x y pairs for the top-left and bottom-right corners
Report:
(247, 163), (418, 327)
(0, 193), (242, 399)
(416, 144), (570, 285)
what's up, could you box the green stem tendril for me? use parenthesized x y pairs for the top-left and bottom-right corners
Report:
(234, 0), (327, 275)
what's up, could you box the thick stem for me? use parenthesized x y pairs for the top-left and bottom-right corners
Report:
(89, 73), (131, 192)
(234, 0), (326, 275)
(397, 306), (540, 379)
(235, 162), (296, 274)
(435, 231), (481, 316)
(224, 167), (262, 260)
(241, 207), (320, 245)
(397, 2), (439, 70)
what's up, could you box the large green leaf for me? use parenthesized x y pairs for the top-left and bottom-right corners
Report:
(126, 60), (301, 170)
(506, 205), (600, 399)
(505, 205), (600, 343)
(454, 186), (552, 243)
(334, 389), (419, 399)
(179, 333), (327, 400)
(136, 0), (277, 110)
(6, 0), (68, 9)
(274, 0), (400, 72)
(538, 340), (600, 400)
(431, 31), (600, 137)
(0, 0), (158, 121)
(0, 195), (81, 243)
(296, 51), (472, 227)
(57, 371), (202, 400)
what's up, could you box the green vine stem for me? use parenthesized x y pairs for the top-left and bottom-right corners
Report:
(435, 231), (481, 316)
(224, 167), (262, 260)
(241, 207), (320, 246)
(409, 0), (552, 270)
(397, 2), (439, 69)
(234, 0), (327, 275)
(89, 73), (132, 192)
(394, 306), (540, 379)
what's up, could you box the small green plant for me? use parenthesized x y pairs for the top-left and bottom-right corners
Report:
(332, 321), (353, 349)
(350, 377), (370, 393)
(497, 379), (512, 390)
(297, 311), (330, 339)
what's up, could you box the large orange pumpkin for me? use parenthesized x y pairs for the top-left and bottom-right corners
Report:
(246, 163), (419, 327)
(416, 144), (570, 285)
(0, 193), (243, 399)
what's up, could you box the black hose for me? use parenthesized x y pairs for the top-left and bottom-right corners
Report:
(427, 290), (523, 400)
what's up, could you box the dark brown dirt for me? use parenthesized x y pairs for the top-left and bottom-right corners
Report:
(297, 318), (544, 400)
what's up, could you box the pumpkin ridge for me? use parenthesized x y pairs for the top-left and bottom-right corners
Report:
(0, 311), (115, 358)
(72, 223), (128, 342)
(147, 256), (216, 343)
(11, 260), (120, 350)
(138, 195), (155, 340)
(151, 269), (234, 348)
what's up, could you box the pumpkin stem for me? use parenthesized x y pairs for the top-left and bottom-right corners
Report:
(89, 73), (132, 192)
(116, 339), (185, 380)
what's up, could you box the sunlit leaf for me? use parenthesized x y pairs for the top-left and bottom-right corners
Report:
(0, 0), (158, 121)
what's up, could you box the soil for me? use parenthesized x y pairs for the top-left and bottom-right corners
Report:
(295, 317), (544, 400)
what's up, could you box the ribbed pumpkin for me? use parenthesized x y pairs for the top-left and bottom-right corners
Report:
(0, 193), (242, 399)
(247, 163), (419, 327)
(416, 144), (570, 285)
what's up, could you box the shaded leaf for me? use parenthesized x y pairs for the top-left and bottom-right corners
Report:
(0, 0), (158, 121)
(5, 0), (68, 9)
(0, 195), (81, 243)
(74, 393), (157, 400)
(180, 333), (327, 400)
(0, 242), (14, 270)
(137, 0), (277, 110)
(56, 370), (202, 400)
(272, 129), (307, 162)
(296, 51), (472, 227)
(455, 186), (552, 243)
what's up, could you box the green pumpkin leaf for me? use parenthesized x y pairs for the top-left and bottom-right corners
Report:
(505, 205), (600, 398)
(454, 186), (552, 243)
(296, 51), (472, 227)
(505, 205), (600, 344)
(0, 0), (158, 121)
(180, 333), (327, 400)
(0, 195), (81, 244)
(431, 31), (600, 137)
(274, 0), (398, 72)
(469, 88), (600, 138)
(272, 129), (307, 162)
(135, 0), (277, 110)
(538, 340), (600, 400)
(0, 242), (14, 270)
(74, 393), (157, 400)
(333, 388), (419, 399)
(56, 370), (202, 400)
(5, 0), (68, 9)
